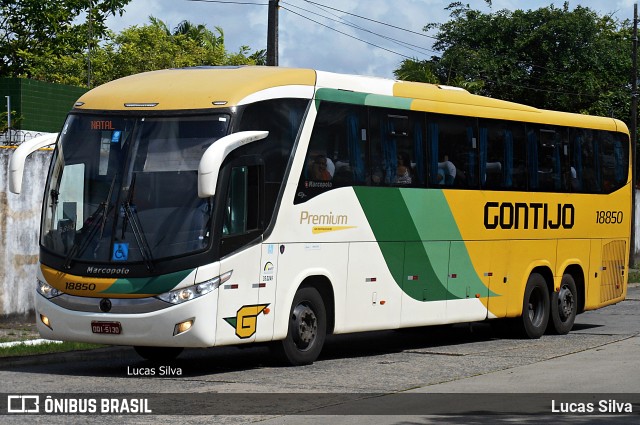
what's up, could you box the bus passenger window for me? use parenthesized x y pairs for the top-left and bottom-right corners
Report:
(479, 119), (527, 191)
(599, 131), (629, 193)
(427, 114), (477, 188)
(527, 125), (569, 192)
(369, 109), (422, 186)
(295, 102), (367, 204)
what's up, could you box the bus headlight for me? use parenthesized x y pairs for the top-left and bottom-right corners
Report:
(36, 279), (63, 299)
(156, 271), (232, 305)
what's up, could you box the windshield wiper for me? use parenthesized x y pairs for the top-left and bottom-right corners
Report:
(120, 173), (155, 271)
(63, 173), (117, 269)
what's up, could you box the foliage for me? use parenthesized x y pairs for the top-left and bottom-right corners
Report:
(0, 111), (23, 133)
(23, 17), (264, 87)
(0, 0), (130, 78)
(394, 3), (633, 120)
(0, 341), (105, 358)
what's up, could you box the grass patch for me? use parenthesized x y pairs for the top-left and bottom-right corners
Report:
(0, 341), (105, 358)
(629, 269), (640, 284)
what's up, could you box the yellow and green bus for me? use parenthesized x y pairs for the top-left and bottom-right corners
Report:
(10, 67), (630, 365)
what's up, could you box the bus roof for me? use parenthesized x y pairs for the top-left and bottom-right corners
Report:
(74, 66), (628, 134)
(75, 67), (317, 111)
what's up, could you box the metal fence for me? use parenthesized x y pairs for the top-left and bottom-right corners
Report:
(0, 129), (48, 146)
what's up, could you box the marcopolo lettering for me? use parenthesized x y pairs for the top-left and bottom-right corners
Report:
(484, 202), (575, 230)
(86, 266), (130, 275)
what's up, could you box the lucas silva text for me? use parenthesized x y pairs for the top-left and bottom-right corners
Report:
(127, 366), (182, 376)
(551, 399), (633, 414)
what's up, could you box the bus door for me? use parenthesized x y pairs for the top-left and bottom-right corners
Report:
(401, 241), (448, 327)
(215, 162), (265, 345)
(447, 241), (490, 322)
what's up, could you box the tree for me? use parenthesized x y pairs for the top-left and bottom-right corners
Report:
(395, 3), (633, 120)
(0, 0), (130, 78)
(24, 17), (265, 87)
(1, 110), (22, 134)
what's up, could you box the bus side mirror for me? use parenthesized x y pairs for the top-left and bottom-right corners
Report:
(9, 133), (58, 194)
(198, 131), (268, 198)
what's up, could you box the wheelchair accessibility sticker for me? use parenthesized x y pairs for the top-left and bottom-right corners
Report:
(112, 243), (129, 261)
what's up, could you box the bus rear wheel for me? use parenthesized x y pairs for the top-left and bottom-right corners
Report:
(273, 287), (326, 366)
(548, 274), (577, 335)
(134, 346), (183, 361)
(520, 273), (550, 339)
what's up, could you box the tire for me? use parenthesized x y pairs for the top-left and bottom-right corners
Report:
(520, 273), (550, 339)
(273, 287), (327, 366)
(548, 274), (577, 335)
(134, 346), (183, 361)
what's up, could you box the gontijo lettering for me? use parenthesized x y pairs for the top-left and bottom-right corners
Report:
(484, 202), (575, 230)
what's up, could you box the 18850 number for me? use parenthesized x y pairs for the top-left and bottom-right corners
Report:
(65, 282), (97, 291)
(595, 210), (623, 224)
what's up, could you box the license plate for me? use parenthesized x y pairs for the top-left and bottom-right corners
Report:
(91, 321), (122, 335)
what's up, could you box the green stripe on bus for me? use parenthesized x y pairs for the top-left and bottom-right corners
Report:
(364, 94), (413, 110)
(315, 89), (413, 110)
(354, 187), (496, 302)
(315, 88), (368, 105)
(100, 268), (193, 295)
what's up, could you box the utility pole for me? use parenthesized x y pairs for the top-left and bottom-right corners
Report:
(87, 1), (93, 88)
(632, 4), (638, 267)
(267, 0), (279, 66)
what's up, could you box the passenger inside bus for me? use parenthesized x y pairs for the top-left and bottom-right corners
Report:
(307, 154), (334, 181)
(437, 160), (456, 185)
(395, 153), (413, 184)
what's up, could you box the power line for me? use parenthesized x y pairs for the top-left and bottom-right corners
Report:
(185, 0), (267, 5)
(282, 0), (435, 57)
(300, 0), (437, 40)
(183, 0), (611, 100)
(280, 5), (416, 60)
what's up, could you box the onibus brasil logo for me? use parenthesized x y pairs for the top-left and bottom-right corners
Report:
(223, 304), (269, 339)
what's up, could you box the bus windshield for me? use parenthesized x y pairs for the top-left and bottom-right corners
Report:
(41, 113), (230, 267)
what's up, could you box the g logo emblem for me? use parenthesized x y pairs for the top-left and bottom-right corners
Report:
(223, 304), (269, 339)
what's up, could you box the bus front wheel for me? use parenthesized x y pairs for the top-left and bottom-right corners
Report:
(520, 273), (550, 339)
(548, 274), (577, 335)
(274, 287), (327, 366)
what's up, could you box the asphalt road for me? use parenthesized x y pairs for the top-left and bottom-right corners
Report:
(1, 286), (639, 424)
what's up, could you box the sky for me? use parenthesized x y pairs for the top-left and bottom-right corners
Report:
(104, 0), (638, 79)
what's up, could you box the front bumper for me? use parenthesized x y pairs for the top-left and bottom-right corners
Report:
(35, 291), (218, 347)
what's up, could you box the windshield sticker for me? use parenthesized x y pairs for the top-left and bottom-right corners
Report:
(112, 243), (129, 261)
(111, 130), (121, 143)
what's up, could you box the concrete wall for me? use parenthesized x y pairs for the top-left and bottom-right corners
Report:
(0, 148), (51, 318)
